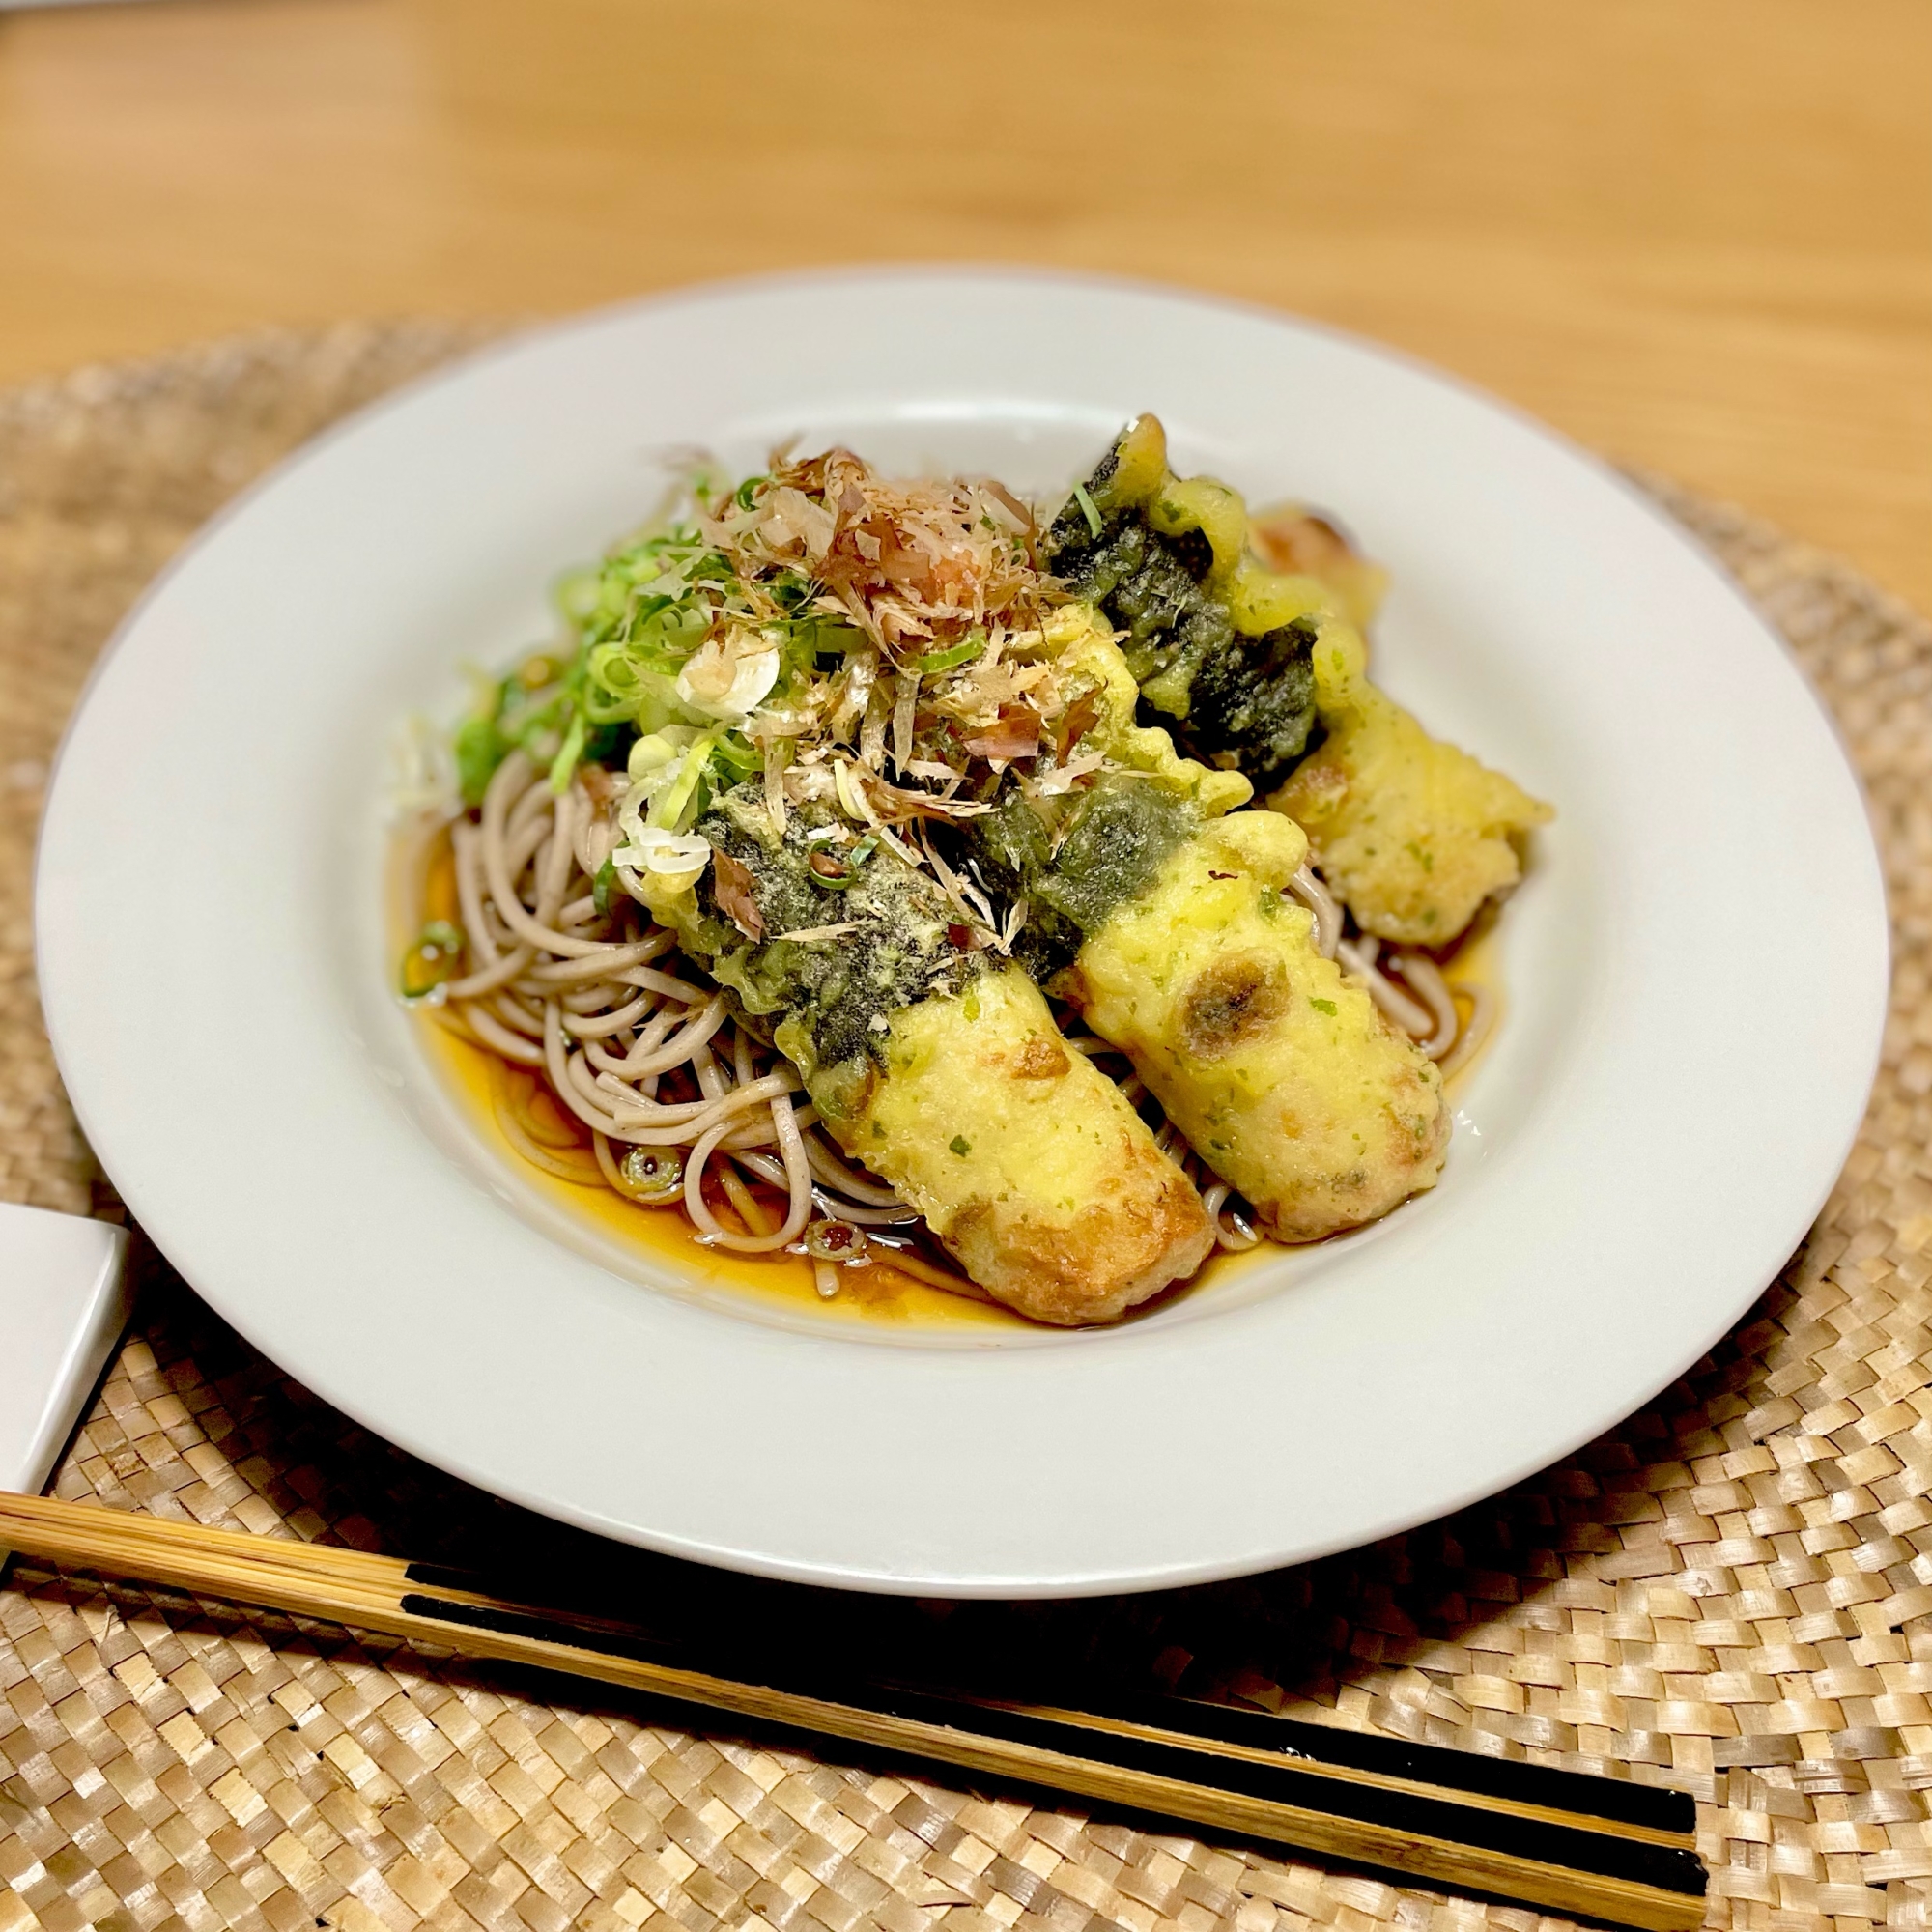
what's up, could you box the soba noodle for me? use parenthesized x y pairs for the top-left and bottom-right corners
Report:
(408, 751), (1489, 1285)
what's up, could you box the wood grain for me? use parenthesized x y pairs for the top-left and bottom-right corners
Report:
(0, 0), (1926, 605)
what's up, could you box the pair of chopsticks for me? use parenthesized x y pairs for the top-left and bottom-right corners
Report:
(0, 1493), (1703, 1930)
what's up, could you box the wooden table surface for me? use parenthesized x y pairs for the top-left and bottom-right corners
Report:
(1, 0), (1926, 605)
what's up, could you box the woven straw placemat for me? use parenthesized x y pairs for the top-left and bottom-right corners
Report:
(4, 324), (1931, 1932)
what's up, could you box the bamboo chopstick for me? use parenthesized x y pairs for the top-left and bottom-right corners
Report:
(0, 1492), (1704, 1931)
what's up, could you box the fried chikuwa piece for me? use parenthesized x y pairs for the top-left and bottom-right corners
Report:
(642, 785), (1212, 1325)
(968, 608), (1449, 1244)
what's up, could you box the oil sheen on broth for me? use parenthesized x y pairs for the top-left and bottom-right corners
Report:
(391, 817), (1500, 1332)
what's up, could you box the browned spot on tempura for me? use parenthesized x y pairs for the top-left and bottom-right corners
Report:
(1010, 1035), (1071, 1081)
(1179, 954), (1291, 1057)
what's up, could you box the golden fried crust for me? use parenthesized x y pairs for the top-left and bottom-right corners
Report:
(1271, 617), (1552, 948)
(943, 1125), (1216, 1327)
(820, 965), (1214, 1326)
(1066, 811), (1449, 1243)
(1245, 503), (1389, 633)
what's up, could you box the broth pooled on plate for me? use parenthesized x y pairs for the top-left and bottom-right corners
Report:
(397, 425), (1549, 1325)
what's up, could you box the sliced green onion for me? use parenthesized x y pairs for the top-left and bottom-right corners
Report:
(554, 566), (603, 624)
(400, 921), (466, 1001)
(547, 711), (587, 792)
(618, 1147), (684, 1205)
(911, 639), (984, 674)
(805, 1219), (867, 1264)
(1072, 481), (1103, 539)
(454, 717), (506, 809)
(808, 834), (877, 891)
(708, 732), (760, 781)
(650, 734), (717, 830)
(592, 857), (617, 915)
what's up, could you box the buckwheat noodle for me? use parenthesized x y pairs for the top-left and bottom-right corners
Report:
(411, 750), (1488, 1277)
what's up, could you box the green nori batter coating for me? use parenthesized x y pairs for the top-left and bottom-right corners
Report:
(686, 786), (982, 1073)
(1043, 492), (1231, 695)
(962, 775), (1200, 982)
(1179, 615), (1320, 792)
(1042, 440), (1321, 792)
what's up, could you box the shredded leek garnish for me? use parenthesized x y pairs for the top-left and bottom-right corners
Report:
(399, 921), (465, 1001)
(910, 639), (984, 674)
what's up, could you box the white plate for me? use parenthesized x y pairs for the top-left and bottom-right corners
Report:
(36, 270), (1888, 1596)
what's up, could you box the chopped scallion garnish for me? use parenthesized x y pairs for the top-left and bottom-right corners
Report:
(400, 921), (466, 1001)
(911, 639), (983, 674)
(547, 711), (587, 792)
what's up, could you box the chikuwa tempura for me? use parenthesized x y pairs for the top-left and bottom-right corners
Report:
(397, 426), (1551, 1325)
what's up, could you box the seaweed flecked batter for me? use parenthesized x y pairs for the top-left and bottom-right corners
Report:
(1042, 418), (1323, 791)
(856, 971), (1214, 1326)
(969, 777), (1198, 983)
(641, 783), (1213, 1324)
(691, 789), (979, 1077)
(1272, 617), (1554, 947)
(1063, 810), (1450, 1242)
(964, 607), (1448, 1244)
(1047, 417), (1554, 952)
